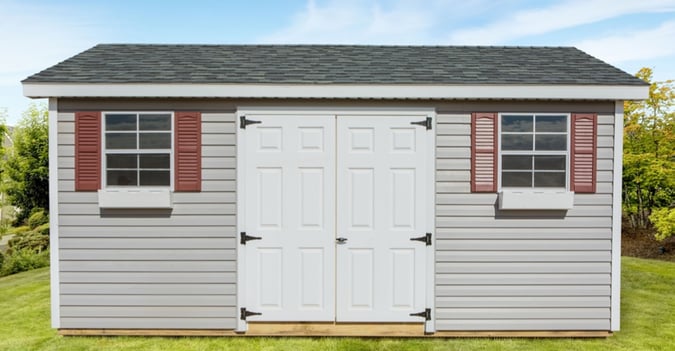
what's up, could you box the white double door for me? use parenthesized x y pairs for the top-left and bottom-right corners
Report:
(244, 114), (429, 322)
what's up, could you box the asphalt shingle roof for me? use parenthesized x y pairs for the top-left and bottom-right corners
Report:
(23, 44), (647, 86)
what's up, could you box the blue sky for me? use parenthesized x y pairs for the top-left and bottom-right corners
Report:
(1, 0), (674, 124)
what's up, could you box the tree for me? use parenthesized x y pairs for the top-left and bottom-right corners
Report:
(1, 103), (49, 224)
(0, 108), (8, 158)
(650, 208), (675, 241)
(622, 68), (675, 233)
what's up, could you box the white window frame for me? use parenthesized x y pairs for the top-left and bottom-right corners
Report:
(101, 111), (175, 191)
(497, 112), (571, 192)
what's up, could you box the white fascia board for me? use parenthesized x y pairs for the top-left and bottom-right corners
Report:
(23, 83), (649, 100)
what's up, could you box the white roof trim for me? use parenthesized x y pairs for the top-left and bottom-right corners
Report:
(23, 83), (649, 100)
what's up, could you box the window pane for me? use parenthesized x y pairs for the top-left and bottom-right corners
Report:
(502, 155), (532, 170)
(534, 172), (566, 187)
(140, 154), (170, 169)
(107, 154), (137, 169)
(502, 172), (532, 187)
(535, 135), (567, 151)
(106, 133), (137, 149)
(105, 114), (136, 131)
(139, 114), (171, 131)
(140, 171), (170, 186)
(139, 133), (171, 149)
(536, 115), (567, 132)
(502, 115), (533, 132)
(502, 134), (533, 150)
(535, 155), (566, 170)
(107, 170), (138, 186)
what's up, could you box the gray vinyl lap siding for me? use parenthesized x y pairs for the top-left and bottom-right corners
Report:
(434, 111), (614, 331)
(55, 99), (616, 331)
(57, 111), (237, 329)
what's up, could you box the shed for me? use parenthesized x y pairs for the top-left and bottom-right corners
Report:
(23, 44), (648, 337)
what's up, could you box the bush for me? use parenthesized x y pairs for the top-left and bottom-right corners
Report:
(10, 225), (31, 235)
(7, 230), (49, 253)
(0, 249), (49, 276)
(0, 224), (9, 237)
(27, 209), (48, 229)
(35, 223), (50, 236)
(651, 208), (675, 241)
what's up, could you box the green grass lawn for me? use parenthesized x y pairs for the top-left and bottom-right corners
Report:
(1, 257), (673, 351)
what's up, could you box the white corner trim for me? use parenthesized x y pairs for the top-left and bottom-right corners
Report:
(498, 191), (575, 210)
(611, 101), (624, 331)
(48, 98), (60, 328)
(23, 83), (649, 101)
(97, 189), (172, 209)
(235, 111), (247, 332)
(425, 112), (436, 333)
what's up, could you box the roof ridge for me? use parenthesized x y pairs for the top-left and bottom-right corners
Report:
(93, 43), (577, 49)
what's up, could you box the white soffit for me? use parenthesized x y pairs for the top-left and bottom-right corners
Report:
(23, 83), (649, 100)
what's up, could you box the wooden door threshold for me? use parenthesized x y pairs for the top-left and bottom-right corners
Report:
(246, 322), (425, 336)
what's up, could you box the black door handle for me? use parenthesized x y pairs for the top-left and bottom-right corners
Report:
(336, 237), (348, 244)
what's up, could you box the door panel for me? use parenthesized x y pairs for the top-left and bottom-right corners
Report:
(349, 249), (374, 309)
(336, 116), (428, 322)
(244, 115), (335, 321)
(244, 113), (429, 323)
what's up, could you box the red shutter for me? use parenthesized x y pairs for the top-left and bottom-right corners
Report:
(174, 112), (202, 192)
(471, 112), (498, 192)
(75, 111), (101, 191)
(571, 113), (597, 193)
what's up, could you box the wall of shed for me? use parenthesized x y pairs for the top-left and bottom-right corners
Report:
(57, 105), (237, 329)
(434, 101), (615, 331)
(56, 99), (617, 331)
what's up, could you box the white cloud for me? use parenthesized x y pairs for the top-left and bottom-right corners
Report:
(449, 0), (675, 44)
(576, 20), (675, 64)
(258, 0), (490, 44)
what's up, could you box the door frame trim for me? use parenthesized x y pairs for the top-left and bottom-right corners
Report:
(236, 107), (436, 333)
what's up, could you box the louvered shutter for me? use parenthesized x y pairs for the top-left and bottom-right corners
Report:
(75, 111), (101, 191)
(174, 112), (202, 192)
(471, 112), (498, 192)
(571, 113), (597, 193)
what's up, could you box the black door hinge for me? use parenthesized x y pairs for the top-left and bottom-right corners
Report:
(240, 115), (261, 129)
(410, 308), (431, 321)
(410, 233), (432, 246)
(240, 307), (262, 320)
(410, 117), (432, 130)
(240, 232), (262, 245)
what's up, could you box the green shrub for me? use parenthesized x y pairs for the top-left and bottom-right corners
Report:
(10, 225), (31, 235)
(0, 249), (49, 276)
(0, 223), (11, 236)
(0, 251), (4, 271)
(27, 209), (49, 229)
(35, 223), (50, 236)
(651, 208), (675, 241)
(8, 231), (49, 253)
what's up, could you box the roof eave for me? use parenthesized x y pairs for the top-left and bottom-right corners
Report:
(22, 82), (650, 101)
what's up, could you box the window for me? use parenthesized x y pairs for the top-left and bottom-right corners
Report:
(499, 114), (569, 189)
(103, 112), (173, 187)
